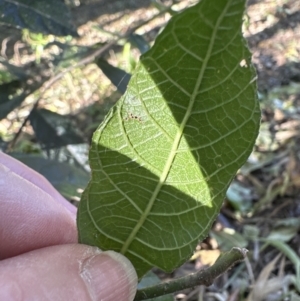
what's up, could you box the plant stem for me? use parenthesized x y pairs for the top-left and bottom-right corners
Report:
(134, 247), (248, 301)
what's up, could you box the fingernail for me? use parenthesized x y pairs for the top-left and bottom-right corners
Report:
(81, 250), (137, 301)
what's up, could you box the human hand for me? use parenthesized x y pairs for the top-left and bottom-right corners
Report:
(0, 152), (137, 301)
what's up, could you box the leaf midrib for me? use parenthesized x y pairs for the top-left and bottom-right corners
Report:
(120, 0), (233, 255)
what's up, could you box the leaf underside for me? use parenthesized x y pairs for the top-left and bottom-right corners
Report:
(77, 0), (260, 278)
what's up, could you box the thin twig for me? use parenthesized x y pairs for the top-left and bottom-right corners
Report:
(134, 248), (248, 301)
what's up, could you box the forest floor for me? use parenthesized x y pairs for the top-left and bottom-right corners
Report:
(1, 0), (300, 300)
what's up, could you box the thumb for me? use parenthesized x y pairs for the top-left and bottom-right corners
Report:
(0, 244), (137, 301)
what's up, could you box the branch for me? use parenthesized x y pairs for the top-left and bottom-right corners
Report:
(134, 247), (248, 301)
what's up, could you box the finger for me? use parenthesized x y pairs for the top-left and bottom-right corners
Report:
(0, 152), (76, 214)
(0, 244), (137, 301)
(0, 160), (77, 259)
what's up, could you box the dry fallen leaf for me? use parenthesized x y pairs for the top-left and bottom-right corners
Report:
(247, 254), (282, 301)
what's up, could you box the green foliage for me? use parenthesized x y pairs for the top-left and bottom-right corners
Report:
(77, 0), (260, 278)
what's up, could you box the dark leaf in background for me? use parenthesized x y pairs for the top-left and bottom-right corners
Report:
(0, 0), (78, 37)
(0, 136), (6, 150)
(0, 81), (42, 120)
(0, 91), (27, 120)
(0, 59), (28, 80)
(138, 271), (174, 301)
(210, 230), (248, 251)
(128, 33), (150, 54)
(0, 80), (21, 103)
(10, 153), (89, 199)
(29, 108), (84, 149)
(96, 58), (131, 94)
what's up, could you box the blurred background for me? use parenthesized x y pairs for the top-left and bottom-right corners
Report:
(0, 0), (300, 300)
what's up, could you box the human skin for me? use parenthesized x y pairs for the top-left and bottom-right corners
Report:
(0, 152), (137, 301)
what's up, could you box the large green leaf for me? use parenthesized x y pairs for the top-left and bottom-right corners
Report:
(77, 0), (260, 278)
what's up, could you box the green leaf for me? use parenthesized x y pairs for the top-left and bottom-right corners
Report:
(0, 80), (42, 121)
(77, 0), (260, 278)
(226, 181), (253, 213)
(265, 239), (300, 292)
(0, 0), (78, 36)
(29, 108), (84, 149)
(96, 59), (131, 94)
(267, 218), (300, 243)
(0, 58), (28, 81)
(138, 271), (174, 301)
(210, 229), (248, 250)
(128, 33), (150, 54)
